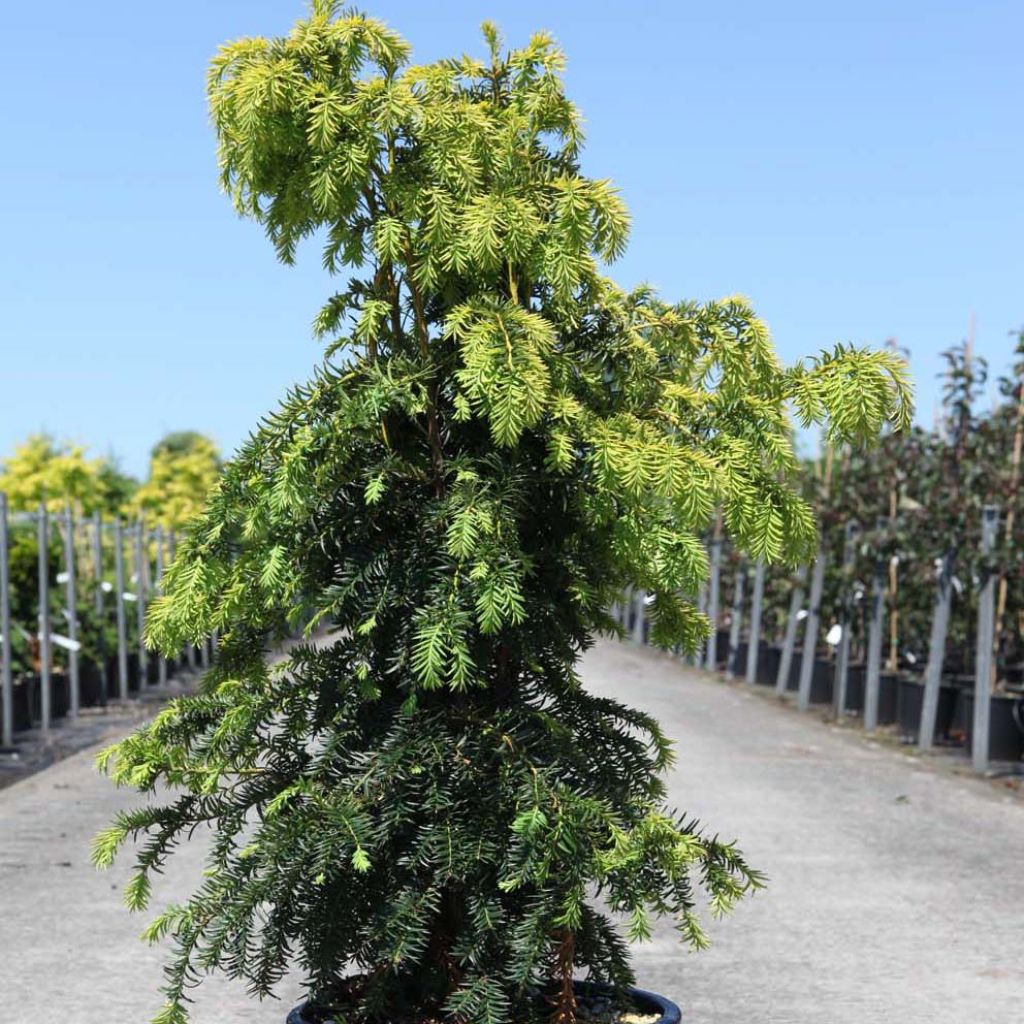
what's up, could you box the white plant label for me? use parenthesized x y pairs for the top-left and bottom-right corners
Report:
(50, 633), (82, 653)
(825, 623), (843, 646)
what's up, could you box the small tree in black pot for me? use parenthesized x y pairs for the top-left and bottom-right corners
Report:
(94, 6), (911, 1023)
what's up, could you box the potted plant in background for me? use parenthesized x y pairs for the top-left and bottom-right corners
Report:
(93, 6), (911, 1023)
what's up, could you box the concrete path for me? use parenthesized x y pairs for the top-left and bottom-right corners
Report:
(1, 639), (1022, 1023)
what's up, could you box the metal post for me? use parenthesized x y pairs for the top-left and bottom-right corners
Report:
(62, 507), (79, 718)
(134, 521), (147, 686)
(797, 550), (827, 711)
(863, 527), (887, 731)
(37, 504), (52, 733)
(169, 529), (191, 671)
(156, 524), (167, 687)
(776, 567), (806, 695)
(631, 588), (646, 645)
(0, 494), (12, 748)
(745, 560), (766, 685)
(91, 511), (108, 704)
(919, 550), (955, 751)
(725, 564), (746, 679)
(833, 521), (860, 718)
(704, 539), (723, 671)
(688, 583), (706, 667)
(113, 517), (128, 700)
(972, 505), (999, 773)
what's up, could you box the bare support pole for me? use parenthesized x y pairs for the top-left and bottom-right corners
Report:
(725, 563), (746, 679)
(745, 560), (766, 685)
(0, 494), (13, 748)
(776, 567), (806, 695)
(113, 517), (129, 700)
(62, 507), (80, 718)
(833, 521), (860, 718)
(704, 539), (723, 671)
(38, 504), (52, 733)
(919, 550), (955, 751)
(134, 520), (147, 685)
(156, 525), (168, 687)
(797, 551), (827, 711)
(972, 505), (999, 773)
(91, 511), (108, 704)
(692, 582), (708, 667)
(631, 588), (646, 645)
(863, 523), (888, 732)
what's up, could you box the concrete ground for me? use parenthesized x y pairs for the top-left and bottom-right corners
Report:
(1, 638), (1022, 1023)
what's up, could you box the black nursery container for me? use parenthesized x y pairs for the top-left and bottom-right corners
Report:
(79, 659), (106, 708)
(756, 644), (782, 686)
(845, 663), (866, 712)
(962, 692), (1024, 763)
(287, 986), (682, 1024)
(897, 677), (959, 742)
(809, 657), (834, 704)
(9, 678), (33, 734)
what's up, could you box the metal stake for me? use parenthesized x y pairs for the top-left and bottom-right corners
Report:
(63, 507), (79, 718)
(725, 564), (746, 679)
(0, 494), (13, 748)
(919, 550), (955, 751)
(863, 529), (888, 731)
(704, 539), (723, 671)
(38, 504), (52, 733)
(92, 511), (108, 704)
(113, 517), (128, 700)
(745, 560), (766, 685)
(972, 505), (999, 773)
(797, 550), (827, 711)
(156, 524), (167, 687)
(134, 521), (147, 686)
(833, 521), (860, 717)
(632, 589), (646, 645)
(776, 567), (806, 695)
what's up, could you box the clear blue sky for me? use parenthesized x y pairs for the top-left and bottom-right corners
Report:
(2, 1), (1021, 478)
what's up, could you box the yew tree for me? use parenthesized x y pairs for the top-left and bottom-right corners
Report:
(93, 6), (911, 1024)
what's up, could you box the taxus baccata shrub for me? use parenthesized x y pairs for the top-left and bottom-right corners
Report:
(93, 6), (911, 1023)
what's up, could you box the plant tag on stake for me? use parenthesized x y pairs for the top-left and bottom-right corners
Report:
(825, 623), (843, 646)
(101, 581), (113, 593)
(123, 592), (137, 603)
(50, 633), (82, 653)
(56, 571), (69, 584)
(796, 609), (809, 621)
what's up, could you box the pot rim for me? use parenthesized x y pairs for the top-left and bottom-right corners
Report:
(287, 982), (682, 1024)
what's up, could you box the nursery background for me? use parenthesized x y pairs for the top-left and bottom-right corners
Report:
(1, 2), (1023, 1024)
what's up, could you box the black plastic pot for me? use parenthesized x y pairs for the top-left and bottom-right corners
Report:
(712, 628), (730, 668)
(756, 644), (781, 686)
(808, 658), (833, 704)
(79, 659), (106, 708)
(51, 673), (70, 720)
(962, 692), (1024, 763)
(844, 664), (865, 712)
(9, 678), (33, 733)
(786, 648), (802, 691)
(286, 986), (681, 1024)
(897, 677), (958, 742)
(874, 672), (900, 725)
(730, 643), (748, 677)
